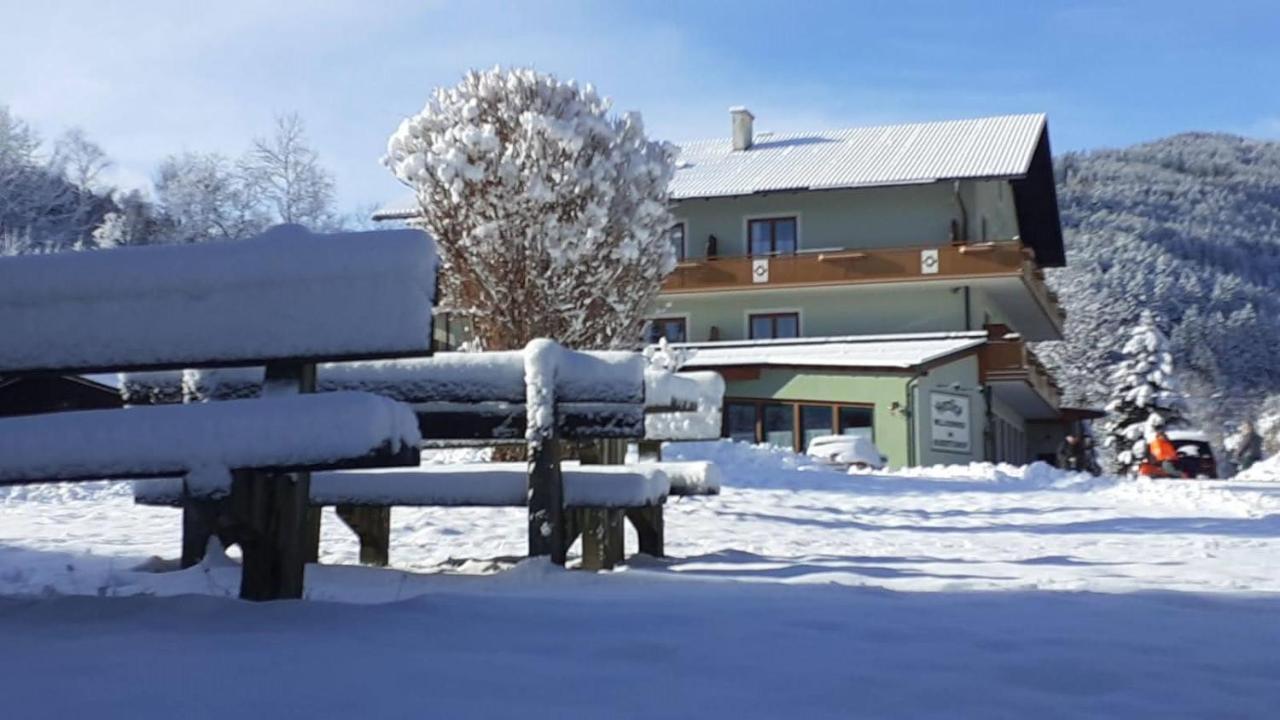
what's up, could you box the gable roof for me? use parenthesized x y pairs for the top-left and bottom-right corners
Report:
(372, 112), (1065, 267)
(671, 331), (988, 371)
(670, 113), (1048, 200)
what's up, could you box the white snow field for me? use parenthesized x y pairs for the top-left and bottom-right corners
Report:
(2, 441), (1280, 718)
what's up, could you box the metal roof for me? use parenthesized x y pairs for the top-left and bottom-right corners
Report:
(672, 331), (988, 371)
(670, 113), (1047, 200)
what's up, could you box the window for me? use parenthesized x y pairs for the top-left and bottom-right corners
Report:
(669, 222), (686, 261)
(762, 403), (794, 449)
(645, 317), (687, 344)
(749, 312), (799, 340)
(748, 217), (797, 255)
(799, 405), (834, 450)
(725, 402), (757, 443)
(723, 398), (875, 453)
(838, 406), (874, 442)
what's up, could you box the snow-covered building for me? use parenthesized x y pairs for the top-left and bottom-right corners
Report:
(377, 110), (1081, 467)
(653, 111), (1075, 466)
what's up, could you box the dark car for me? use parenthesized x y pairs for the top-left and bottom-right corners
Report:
(1167, 430), (1218, 479)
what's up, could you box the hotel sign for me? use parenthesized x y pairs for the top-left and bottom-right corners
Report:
(929, 391), (971, 453)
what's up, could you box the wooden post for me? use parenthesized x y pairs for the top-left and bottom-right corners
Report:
(527, 437), (567, 564)
(579, 508), (625, 570)
(335, 505), (391, 567)
(627, 505), (665, 558)
(236, 361), (316, 601)
(638, 439), (663, 462)
(303, 507), (322, 565)
(180, 502), (214, 568)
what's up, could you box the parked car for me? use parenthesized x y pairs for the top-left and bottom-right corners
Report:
(806, 434), (887, 471)
(1166, 429), (1219, 479)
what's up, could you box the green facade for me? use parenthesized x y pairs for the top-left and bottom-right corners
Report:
(658, 283), (1016, 344)
(721, 353), (987, 468)
(672, 180), (1018, 260)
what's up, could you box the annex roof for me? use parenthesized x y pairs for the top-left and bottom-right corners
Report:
(670, 331), (988, 371)
(670, 113), (1048, 200)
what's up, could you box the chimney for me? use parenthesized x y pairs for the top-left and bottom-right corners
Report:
(730, 106), (754, 151)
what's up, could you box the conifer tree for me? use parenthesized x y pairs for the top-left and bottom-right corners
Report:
(1102, 310), (1188, 472)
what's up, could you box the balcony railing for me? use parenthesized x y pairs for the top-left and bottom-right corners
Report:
(978, 338), (1062, 411)
(663, 241), (1064, 334)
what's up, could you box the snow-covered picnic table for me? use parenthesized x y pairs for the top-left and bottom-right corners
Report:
(0, 224), (437, 600)
(135, 459), (721, 568)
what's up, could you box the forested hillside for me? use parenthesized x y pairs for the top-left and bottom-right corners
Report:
(1037, 133), (1280, 431)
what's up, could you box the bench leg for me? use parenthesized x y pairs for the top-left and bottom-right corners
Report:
(627, 505), (665, 558)
(303, 507), (322, 565)
(528, 438), (567, 565)
(180, 501), (216, 568)
(335, 505), (391, 567)
(235, 469), (312, 601)
(579, 508), (625, 571)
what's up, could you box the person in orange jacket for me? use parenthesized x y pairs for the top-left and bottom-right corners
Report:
(1138, 429), (1181, 478)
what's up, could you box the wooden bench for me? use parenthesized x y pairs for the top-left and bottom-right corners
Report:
(0, 224), (437, 600)
(136, 460), (721, 570)
(128, 351), (725, 570)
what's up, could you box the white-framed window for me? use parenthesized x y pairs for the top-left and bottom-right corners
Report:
(669, 221), (687, 261)
(748, 311), (799, 340)
(746, 216), (798, 255)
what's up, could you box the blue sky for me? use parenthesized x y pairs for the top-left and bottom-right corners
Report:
(2, 0), (1277, 212)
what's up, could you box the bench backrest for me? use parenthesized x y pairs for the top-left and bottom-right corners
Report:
(0, 224), (436, 375)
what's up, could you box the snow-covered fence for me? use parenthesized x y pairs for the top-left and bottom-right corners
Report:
(0, 225), (437, 601)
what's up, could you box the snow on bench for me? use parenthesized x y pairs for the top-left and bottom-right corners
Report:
(644, 370), (725, 441)
(635, 461), (721, 496)
(120, 341), (654, 442)
(135, 462), (671, 508)
(0, 224), (436, 374)
(0, 392), (422, 486)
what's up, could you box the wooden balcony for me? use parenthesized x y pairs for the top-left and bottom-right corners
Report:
(662, 241), (1064, 339)
(979, 338), (1062, 419)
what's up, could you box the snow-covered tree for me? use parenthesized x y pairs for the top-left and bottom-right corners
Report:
(53, 128), (111, 192)
(1101, 311), (1189, 472)
(243, 113), (336, 228)
(0, 106), (84, 251)
(383, 66), (677, 350)
(154, 152), (267, 243)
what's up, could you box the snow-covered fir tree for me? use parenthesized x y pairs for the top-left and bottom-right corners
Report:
(383, 66), (677, 350)
(1102, 311), (1189, 472)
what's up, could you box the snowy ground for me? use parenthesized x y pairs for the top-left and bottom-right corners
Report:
(2, 442), (1279, 718)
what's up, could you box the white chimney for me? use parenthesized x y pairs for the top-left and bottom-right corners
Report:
(730, 106), (754, 151)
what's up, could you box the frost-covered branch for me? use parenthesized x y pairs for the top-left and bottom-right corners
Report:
(384, 67), (676, 350)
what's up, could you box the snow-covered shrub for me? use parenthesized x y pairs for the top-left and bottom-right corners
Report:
(1101, 310), (1188, 473)
(383, 67), (677, 350)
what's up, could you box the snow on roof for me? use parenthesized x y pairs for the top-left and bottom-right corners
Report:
(672, 332), (988, 371)
(0, 224), (437, 374)
(373, 113), (1048, 217)
(670, 113), (1047, 200)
